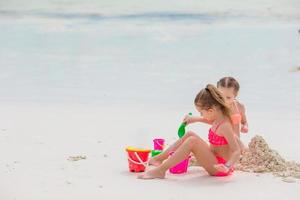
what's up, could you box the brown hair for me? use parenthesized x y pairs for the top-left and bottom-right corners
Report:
(217, 77), (240, 94)
(194, 84), (231, 120)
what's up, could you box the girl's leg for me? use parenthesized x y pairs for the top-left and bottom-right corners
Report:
(138, 136), (218, 179)
(149, 131), (201, 166)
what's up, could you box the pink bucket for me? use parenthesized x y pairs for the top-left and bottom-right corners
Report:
(153, 138), (165, 151)
(168, 152), (191, 174)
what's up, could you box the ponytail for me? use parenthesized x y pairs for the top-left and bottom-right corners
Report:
(194, 84), (231, 121)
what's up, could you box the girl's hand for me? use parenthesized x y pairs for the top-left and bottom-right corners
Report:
(183, 115), (194, 125)
(214, 164), (230, 173)
(241, 125), (248, 133)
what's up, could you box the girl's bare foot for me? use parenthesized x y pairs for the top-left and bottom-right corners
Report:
(148, 157), (162, 166)
(137, 168), (166, 179)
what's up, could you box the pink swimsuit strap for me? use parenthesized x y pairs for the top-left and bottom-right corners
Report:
(208, 121), (228, 146)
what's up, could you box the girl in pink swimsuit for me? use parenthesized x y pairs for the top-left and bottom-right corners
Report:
(140, 84), (240, 179)
(182, 77), (248, 151)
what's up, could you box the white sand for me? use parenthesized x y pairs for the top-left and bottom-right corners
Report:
(0, 103), (299, 200)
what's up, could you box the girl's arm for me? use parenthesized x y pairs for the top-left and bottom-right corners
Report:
(240, 103), (249, 133)
(195, 116), (213, 124)
(214, 123), (241, 172)
(184, 116), (213, 125)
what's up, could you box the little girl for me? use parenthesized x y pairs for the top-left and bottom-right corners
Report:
(183, 77), (248, 151)
(217, 77), (248, 135)
(139, 84), (240, 179)
(217, 77), (248, 150)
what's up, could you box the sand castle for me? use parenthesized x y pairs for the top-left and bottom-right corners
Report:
(236, 135), (300, 180)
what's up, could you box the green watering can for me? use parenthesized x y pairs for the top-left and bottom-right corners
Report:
(178, 112), (192, 138)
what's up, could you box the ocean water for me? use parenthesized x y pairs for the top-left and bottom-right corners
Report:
(0, 0), (299, 114)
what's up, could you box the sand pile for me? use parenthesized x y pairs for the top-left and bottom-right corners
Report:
(236, 135), (300, 180)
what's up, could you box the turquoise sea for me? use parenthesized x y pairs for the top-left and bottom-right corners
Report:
(0, 0), (299, 113)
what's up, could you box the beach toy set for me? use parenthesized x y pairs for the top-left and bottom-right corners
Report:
(152, 138), (191, 174)
(126, 113), (192, 173)
(126, 138), (191, 174)
(125, 138), (165, 173)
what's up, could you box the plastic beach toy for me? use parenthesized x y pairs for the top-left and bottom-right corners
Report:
(178, 112), (192, 138)
(151, 150), (162, 157)
(153, 138), (165, 150)
(168, 151), (191, 174)
(126, 147), (151, 172)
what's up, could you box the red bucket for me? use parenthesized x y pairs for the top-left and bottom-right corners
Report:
(126, 147), (151, 173)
